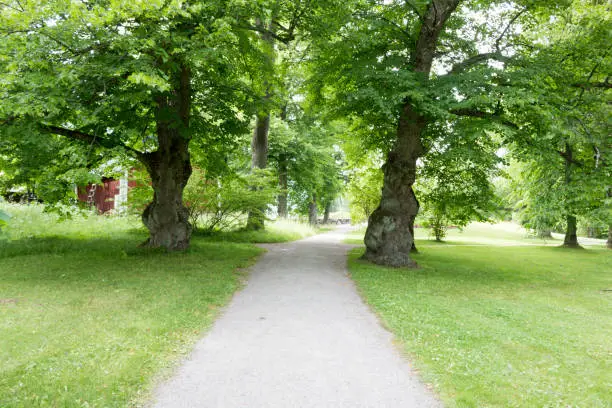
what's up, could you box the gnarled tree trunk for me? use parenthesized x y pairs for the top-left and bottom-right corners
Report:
(141, 136), (192, 250)
(140, 65), (193, 250)
(362, 0), (459, 267)
(363, 105), (424, 267)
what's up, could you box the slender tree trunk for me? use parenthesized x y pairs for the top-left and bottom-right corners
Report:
(323, 201), (331, 224)
(141, 65), (192, 250)
(410, 202), (418, 253)
(363, 0), (460, 267)
(309, 193), (318, 226)
(606, 188), (612, 249)
(246, 17), (276, 231)
(246, 111), (270, 230)
(277, 154), (288, 218)
(562, 143), (580, 248)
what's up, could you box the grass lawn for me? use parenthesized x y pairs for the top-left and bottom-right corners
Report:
(198, 219), (317, 243)
(0, 204), (309, 407)
(348, 224), (612, 407)
(344, 222), (606, 248)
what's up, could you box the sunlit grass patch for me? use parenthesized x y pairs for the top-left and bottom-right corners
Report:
(343, 222), (605, 247)
(348, 245), (612, 407)
(198, 218), (318, 243)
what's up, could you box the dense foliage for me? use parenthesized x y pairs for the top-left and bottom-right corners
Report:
(1, 0), (609, 255)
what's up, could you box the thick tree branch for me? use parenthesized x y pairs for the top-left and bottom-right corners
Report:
(572, 80), (611, 90)
(404, 0), (424, 21)
(239, 23), (294, 45)
(494, 6), (528, 52)
(557, 148), (584, 168)
(38, 124), (145, 159)
(449, 52), (510, 75)
(446, 6), (527, 76)
(285, 0), (308, 40)
(352, 11), (414, 43)
(450, 108), (518, 129)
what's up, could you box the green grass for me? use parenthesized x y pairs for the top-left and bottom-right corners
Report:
(344, 222), (606, 248)
(197, 219), (318, 243)
(1, 204), (318, 407)
(348, 236), (612, 407)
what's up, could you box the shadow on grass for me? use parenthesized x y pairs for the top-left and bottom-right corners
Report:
(0, 230), (146, 259)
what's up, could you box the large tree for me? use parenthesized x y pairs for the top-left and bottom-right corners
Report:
(0, 1), (262, 249)
(505, 0), (611, 248)
(312, 0), (559, 266)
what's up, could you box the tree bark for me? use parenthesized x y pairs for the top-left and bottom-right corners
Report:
(362, 0), (459, 267)
(246, 111), (270, 230)
(606, 187), (612, 249)
(563, 214), (580, 248)
(323, 201), (331, 224)
(363, 104), (423, 267)
(562, 142), (580, 248)
(140, 65), (193, 250)
(246, 17), (276, 231)
(277, 154), (288, 218)
(308, 193), (318, 226)
(410, 203), (419, 253)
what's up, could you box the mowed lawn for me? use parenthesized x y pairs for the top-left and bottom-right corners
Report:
(348, 225), (611, 407)
(0, 205), (269, 407)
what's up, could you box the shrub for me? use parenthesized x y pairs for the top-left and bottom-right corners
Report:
(184, 168), (278, 232)
(127, 167), (278, 232)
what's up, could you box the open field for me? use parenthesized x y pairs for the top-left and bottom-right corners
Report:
(344, 222), (608, 248)
(0, 204), (309, 407)
(347, 223), (612, 407)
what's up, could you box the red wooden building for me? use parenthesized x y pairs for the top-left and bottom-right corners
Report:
(77, 176), (135, 214)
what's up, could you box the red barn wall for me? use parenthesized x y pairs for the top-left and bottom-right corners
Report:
(77, 178), (120, 214)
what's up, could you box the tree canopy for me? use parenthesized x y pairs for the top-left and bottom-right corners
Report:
(1, 0), (609, 259)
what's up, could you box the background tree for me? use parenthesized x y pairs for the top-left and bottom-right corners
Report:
(503, 0), (611, 248)
(270, 117), (344, 224)
(416, 122), (502, 242)
(243, 0), (344, 229)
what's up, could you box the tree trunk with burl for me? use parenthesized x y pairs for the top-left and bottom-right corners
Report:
(140, 65), (193, 250)
(363, 0), (460, 267)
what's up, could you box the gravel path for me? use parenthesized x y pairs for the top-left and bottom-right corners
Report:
(151, 227), (441, 408)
